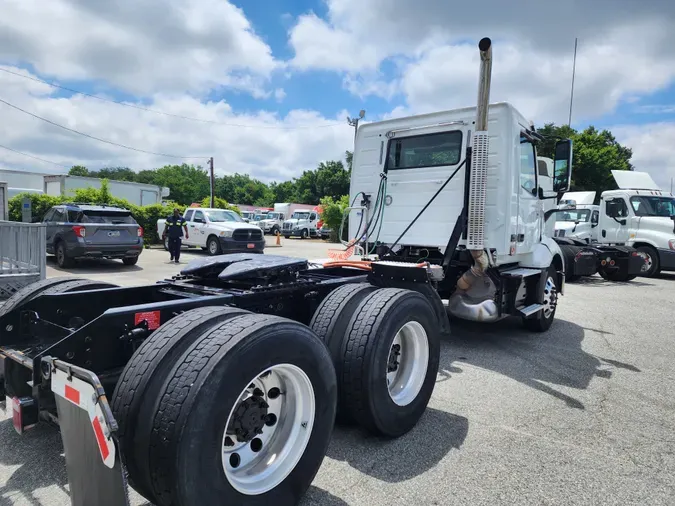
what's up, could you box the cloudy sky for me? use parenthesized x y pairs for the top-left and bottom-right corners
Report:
(1, 0), (675, 189)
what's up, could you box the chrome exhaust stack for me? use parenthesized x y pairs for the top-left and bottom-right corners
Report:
(448, 37), (500, 322)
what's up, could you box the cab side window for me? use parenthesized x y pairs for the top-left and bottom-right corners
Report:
(606, 198), (628, 218)
(519, 138), (537, 195)
(193, 211), (205, 223)
(52, 208), (65, 222)
(591, 210), (599, 224)
(310, 212), (317, 221)
(184, 210), (194, 221)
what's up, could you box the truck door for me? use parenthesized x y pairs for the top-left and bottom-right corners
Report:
(309, 212), (318, 234)
(600, 197), (630, 244)
(517, 137), (540, 254)
(381, 128), (466, 247)
(190, 210), (207, 247)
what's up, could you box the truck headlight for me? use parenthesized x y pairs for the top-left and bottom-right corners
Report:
(219, 230), (233, 238)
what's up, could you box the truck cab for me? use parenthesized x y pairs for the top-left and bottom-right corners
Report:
(348, 99), (573, 327)
(554, 191), (599, 244)
(282, 209), (320, 239)
(597, 171), (675, 276)
(252, 211), (285, 235)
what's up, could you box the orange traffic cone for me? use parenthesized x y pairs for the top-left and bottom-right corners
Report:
(276, 231), (281, 246)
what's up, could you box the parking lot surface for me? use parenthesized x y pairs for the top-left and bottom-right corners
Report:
(1, 241), (674, 505)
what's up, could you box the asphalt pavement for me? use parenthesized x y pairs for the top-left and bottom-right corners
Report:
(1, 242), (674, 505)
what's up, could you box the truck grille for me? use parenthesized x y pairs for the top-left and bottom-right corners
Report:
(232, 229), (263, 241)
(555, 230), (565, 237)
(282, 222), (292, 230)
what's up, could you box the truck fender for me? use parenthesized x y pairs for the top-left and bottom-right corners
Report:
(519, 237), (560, 269)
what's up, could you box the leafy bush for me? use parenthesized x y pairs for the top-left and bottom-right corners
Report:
(7, 186), (179, 245)
(319, 195), (350, 242)
(8, 193), (65, 222)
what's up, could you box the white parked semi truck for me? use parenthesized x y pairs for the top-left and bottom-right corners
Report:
(596, 170), (675, 277)
(0, 38), (580, 506)
(281, 204), (321, 239)
(554, 191), (599, 243)
(539, 159), (643, 281)
(346, 38), (574, 329)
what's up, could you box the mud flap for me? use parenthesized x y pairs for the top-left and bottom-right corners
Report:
(49, 359), (131, 506)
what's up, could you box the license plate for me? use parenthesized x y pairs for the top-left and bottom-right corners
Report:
(107, 231), (120, 237)
(247, 243), (255, 249)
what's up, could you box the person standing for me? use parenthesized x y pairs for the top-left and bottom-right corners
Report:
(162, 208), (189, 263)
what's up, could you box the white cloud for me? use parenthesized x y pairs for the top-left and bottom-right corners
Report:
(613, 123), (675, 192)
(0, 0), (279, 97)
(289, 1), (675, 124)
(0, 66), (353, 183)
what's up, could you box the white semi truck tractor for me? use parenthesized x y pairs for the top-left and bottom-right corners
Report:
(347, 38), (574, 330)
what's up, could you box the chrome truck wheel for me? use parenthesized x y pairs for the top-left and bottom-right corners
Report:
(387, 321), (430, 407)
(337, 288), (440, 438)
(143, 314), (336, 506)
(222, 364), (315, 495)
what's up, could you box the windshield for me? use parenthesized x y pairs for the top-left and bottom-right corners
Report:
(557, 210), (591, 222)
(204, 210), (240, 223)
(253, 214), (266, 221)
(291, 211), (310, 220)
(630, 196), (675, 217)
(266, 212), (280, 220)
(77, 210), (136, 225)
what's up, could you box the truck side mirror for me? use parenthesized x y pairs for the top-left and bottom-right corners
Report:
(552, 139), (573, 194)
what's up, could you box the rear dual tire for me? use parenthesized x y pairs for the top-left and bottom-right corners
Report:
(311, 285), (440, 437)
(112, 310), (336, 506)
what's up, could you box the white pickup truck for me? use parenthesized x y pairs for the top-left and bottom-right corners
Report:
(157, 208), (265, 255)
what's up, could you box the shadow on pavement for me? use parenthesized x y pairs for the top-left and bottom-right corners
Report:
(46, 256), (143, 274)
(300, 486), (350, 505)
(326, 408), (468, 483)
(0, 419), (67, 506)
(443, 317), (641, 410)
(570, 276), (654, 288)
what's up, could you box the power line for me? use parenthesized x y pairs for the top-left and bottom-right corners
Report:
(0, 97), (209, 159)
(0, 143), (71, 167)
(0, 67), (345, 130)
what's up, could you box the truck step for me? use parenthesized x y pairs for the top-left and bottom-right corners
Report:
(501, 267), (542, 278)
(518, 303), (544, 317)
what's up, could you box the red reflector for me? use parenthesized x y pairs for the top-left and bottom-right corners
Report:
(12, 397), (22, 434)
(138, 227), (144, 237)
(65, 384), (80, 405)
(134, 310), (161, 330)
(92, 416), (110, 461)
(72, 225), (86, 238)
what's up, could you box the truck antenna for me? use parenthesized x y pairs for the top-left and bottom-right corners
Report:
(568, 37), (578, 127)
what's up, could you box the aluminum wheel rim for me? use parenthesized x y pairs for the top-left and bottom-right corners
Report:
(543, 276), (556, 318)
(209, 240), (218, 255)
(222, 364), (315, 495)
(639, 252), (652, 273)
(386, 321), (429, 407)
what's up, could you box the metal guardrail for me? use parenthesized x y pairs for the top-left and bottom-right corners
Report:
(0, 220), (46, 298)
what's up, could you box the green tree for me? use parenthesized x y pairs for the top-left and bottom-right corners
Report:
(295, 161), (350, 204)
(345, 150), (353, 171)
(319, 194), (350, 242)
(69, 165), (89, 176)
(536, 123), (633, 196)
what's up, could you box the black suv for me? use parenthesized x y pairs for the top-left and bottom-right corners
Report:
(43, 203), (144, 268)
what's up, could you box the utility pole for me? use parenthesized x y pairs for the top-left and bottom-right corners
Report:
(347, 110), (366, 145)
(568, 37), (578, 127)
(208, 157), (215, 208)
